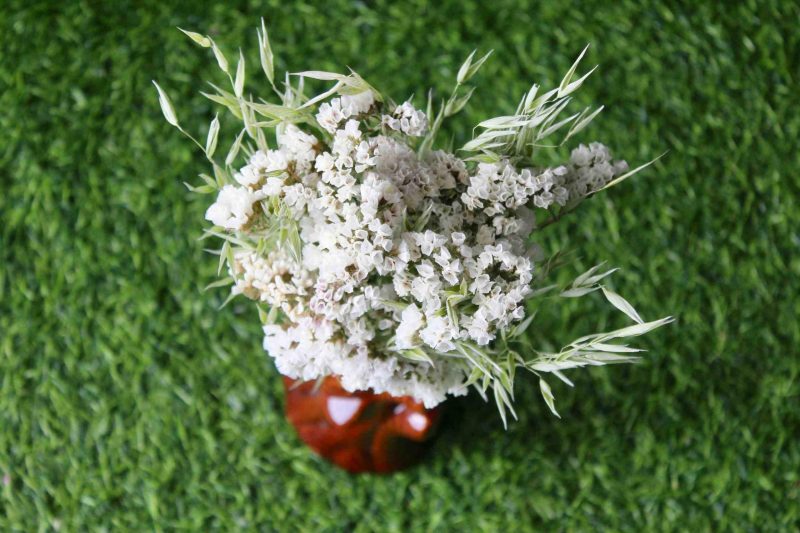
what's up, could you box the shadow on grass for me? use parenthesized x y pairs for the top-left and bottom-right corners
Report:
(424, 373), (649, 472)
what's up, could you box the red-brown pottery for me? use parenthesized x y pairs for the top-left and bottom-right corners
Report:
(283, 376), (443, 473)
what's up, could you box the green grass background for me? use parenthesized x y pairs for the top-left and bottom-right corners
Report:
(2, 0), (799, 530)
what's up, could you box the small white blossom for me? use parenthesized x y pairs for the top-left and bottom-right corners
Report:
(205, 185), (257, 230)
(419, 315), (455, 352)
(382, 101), (429, 137)
(316, 99), (345, 133)
(340, 90), (375, 116)
(396, 303), (424, 349)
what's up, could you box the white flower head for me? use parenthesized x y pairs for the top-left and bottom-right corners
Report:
(395, 303), (424, 349)
(316, 99), (345, 133)
(382, 101), (429, 137)
(340, 90), (375, 116)
(205, 185), (257, 230)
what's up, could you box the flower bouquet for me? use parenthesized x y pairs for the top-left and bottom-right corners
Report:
(155, 21), (671, 472)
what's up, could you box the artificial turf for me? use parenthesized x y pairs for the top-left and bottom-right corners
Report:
(1, 0), (799, 530)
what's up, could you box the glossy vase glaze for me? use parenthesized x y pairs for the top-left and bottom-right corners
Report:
(283, 376), (443, 473)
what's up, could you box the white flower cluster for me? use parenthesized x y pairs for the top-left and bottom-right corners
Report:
(203, 90), (629, 407)
(205, 185), (258, 230)
(382, 101), (429, 137)
(315, 91), (375, 134)
(562, 142), (630, 198)
(229, 249), (313, 319)
(157, 25), (670, 420)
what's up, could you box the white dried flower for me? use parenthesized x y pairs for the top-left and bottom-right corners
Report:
(382, 101), (429, 137)
(205, 185), (257, 230)
(340, 90), (375, 116)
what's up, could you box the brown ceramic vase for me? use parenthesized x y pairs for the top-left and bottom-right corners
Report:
(282, 376), (443, 473)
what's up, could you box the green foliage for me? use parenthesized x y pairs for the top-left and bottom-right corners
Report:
(0, 0), (798, 530)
